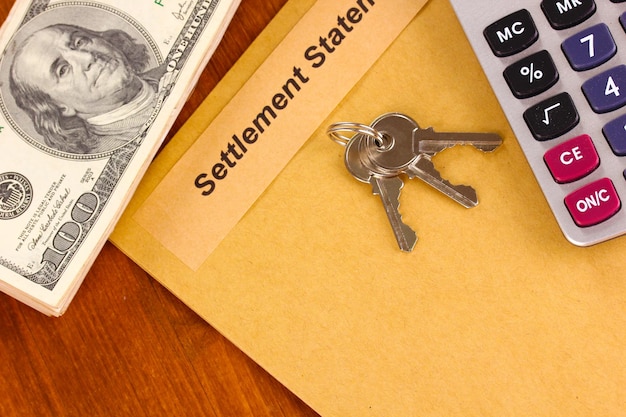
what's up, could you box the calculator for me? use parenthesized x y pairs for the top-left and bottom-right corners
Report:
(449, 0), (626, 246)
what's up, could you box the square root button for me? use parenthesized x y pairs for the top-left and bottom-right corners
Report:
(564, 178), (621, 227)
(523, 92), (579, 140)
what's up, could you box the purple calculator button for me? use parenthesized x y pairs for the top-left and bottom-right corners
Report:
(562, 23), (616, 71)
(582, 65), (626, 113)
(603, 114), (626, 155)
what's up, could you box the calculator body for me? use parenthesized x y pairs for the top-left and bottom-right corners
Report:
(449, 0), (626, 246)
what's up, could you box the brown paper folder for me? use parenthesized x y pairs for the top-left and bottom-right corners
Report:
(111, 0), (626, 416)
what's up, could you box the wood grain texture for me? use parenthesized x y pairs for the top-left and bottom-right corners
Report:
(0, 1), (319, 416)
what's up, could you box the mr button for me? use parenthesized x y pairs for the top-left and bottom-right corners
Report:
(541, 0), (596, 30)
(484, 9), (538, 57)
(564, 178), (621, 227)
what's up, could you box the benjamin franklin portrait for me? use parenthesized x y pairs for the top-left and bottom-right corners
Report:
(1, 5), (163, 157)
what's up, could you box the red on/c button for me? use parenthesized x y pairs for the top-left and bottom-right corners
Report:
(564, 178), (621, 227)
(544, 134), (599, 183)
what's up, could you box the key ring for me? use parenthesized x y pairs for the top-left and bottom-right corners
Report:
(327, 122), (385, 147)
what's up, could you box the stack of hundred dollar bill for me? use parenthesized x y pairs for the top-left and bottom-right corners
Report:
(0, 0), (240, 315)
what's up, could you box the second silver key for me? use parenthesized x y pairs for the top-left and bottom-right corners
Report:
(413, 126), (502, 156)
(344, 133), (417, 252)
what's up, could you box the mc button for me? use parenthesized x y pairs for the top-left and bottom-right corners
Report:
(484, 9), (539, 57)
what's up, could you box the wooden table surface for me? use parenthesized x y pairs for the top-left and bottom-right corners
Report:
(0, 1), (320, 416)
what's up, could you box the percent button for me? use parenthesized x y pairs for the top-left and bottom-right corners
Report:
(504, 50), (559, 99)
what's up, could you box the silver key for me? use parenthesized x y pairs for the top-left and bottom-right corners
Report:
(344, 133), (417, 252)
(413, 126), (502, 156)
(409, 153), (478, 208)
(363, 113), (496, 207)
(361, 113), (501, 171)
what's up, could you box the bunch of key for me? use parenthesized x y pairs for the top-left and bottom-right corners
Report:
(328, 112), (502, 251)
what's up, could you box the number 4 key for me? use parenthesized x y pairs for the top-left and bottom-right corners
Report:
(582, 64), (626, 113)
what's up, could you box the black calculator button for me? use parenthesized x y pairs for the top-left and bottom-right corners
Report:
(562, 23), (617, 71)
(484, 9), (538, 57)
(582, 65), (626, 113)
(523, 92), (579, 140)
(541, 0), (596, 30)
(504, 50), (559, 98)
(621, 12), (626, 31)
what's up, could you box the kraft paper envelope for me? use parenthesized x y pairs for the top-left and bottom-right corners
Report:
(111, 0), (626, 416)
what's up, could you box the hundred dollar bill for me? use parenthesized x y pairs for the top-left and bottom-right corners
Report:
(0, 0), (240, 315)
